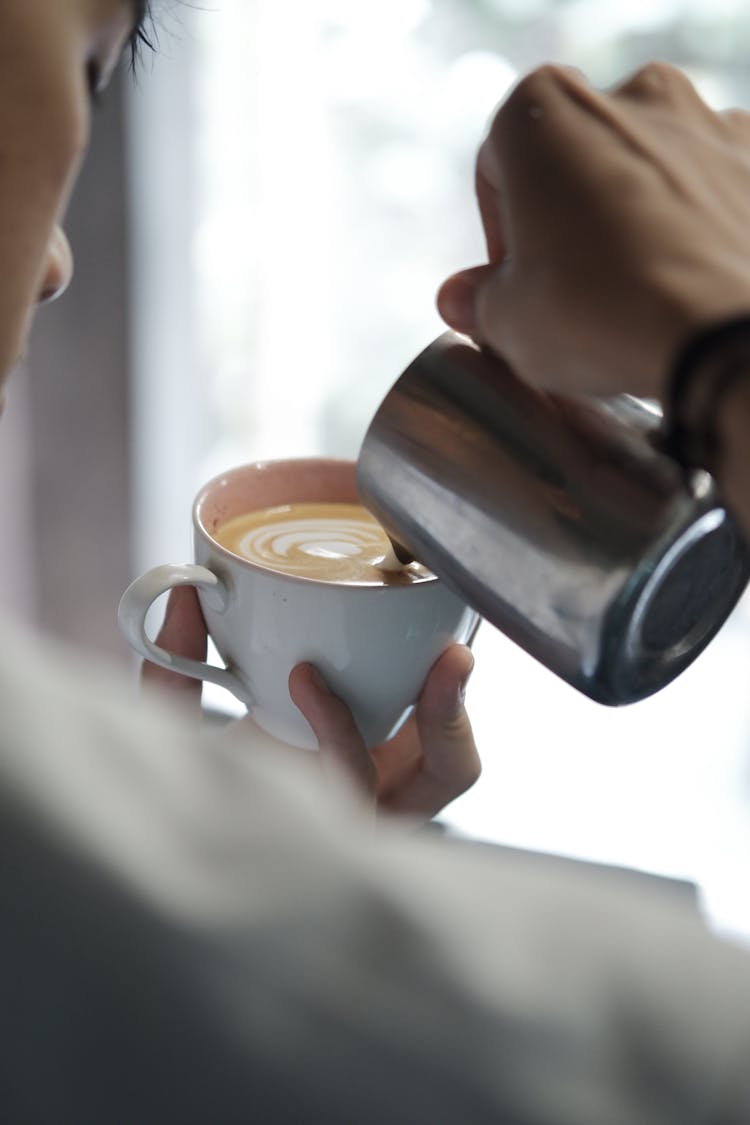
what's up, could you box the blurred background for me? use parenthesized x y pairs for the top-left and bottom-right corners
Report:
(6, 0), (750, 935)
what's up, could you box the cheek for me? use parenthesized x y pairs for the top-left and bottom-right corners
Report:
(0, 87), (88, 378)
(22, 75), (89, 207)
(0, 18), (90, 204)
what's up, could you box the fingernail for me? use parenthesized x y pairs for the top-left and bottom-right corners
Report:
(457, 657), (475, 708)
(443, 657), (474, 719)
(438, 276), (479, 334)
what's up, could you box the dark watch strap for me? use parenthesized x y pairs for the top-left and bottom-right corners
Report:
(661, 316), (750, 472)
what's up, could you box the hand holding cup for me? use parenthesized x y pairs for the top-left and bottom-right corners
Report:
(144, 585), (480, 819)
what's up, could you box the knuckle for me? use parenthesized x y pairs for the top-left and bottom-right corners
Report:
(633, 60), (675, 83)
(503, 64), (568, 116)
(521, 63), (571, 94)
(616, 60), (694, 100)
(722, 107), (750, 134)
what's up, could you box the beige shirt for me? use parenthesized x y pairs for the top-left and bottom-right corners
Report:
(2, 618), (750, 1123)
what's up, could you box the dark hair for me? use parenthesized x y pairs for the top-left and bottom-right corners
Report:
(130, 1), (156, 69)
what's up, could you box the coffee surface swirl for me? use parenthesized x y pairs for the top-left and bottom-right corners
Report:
(214, 502), (432, 586)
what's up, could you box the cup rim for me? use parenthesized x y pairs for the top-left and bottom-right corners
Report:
(191, 456), (438, 589)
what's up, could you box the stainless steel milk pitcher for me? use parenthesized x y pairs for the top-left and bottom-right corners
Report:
(356, 331), (750, 704)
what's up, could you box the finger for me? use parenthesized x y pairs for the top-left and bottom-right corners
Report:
(481, 66), (603, 246)
(477, 65), (589, 260)
(436, 264), (497, 338)
(380, 645), (480, 818)
(720, 107), (750, 141)
(494, 62), (662, 186)
(141, 586), (207, 714)
(497, 63), (595, 136)
(441, 73), (582, 350)
(288, 663), (377, 799)
(500, 64), (590, 118)
(475, 148), (507, 263)
(611, 60), (713, 119)
(472, 257), (518, 363)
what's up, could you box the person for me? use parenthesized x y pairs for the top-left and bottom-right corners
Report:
(3, 4), (750, 1118)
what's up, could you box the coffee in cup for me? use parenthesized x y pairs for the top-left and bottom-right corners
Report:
(118, 459), (479, 749)
(213, 501), (429, 585)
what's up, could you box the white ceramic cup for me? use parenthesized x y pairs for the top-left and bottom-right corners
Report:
(118, 458), (480, 749)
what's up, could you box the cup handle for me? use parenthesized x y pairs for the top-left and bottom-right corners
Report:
(117, 564), (244, 699)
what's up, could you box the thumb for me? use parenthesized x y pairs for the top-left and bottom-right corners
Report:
(415, 645), (479, 790)
(382, 644), (480, 819)
(436, 263), (498, 339)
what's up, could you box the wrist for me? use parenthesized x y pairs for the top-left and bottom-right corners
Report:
(714, 372), (750, 533)
(662, 317), (750, 477)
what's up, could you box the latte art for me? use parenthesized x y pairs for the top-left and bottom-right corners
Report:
(214, 502), (432, 585)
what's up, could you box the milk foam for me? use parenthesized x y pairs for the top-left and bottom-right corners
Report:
(214, 502), (432, 586)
